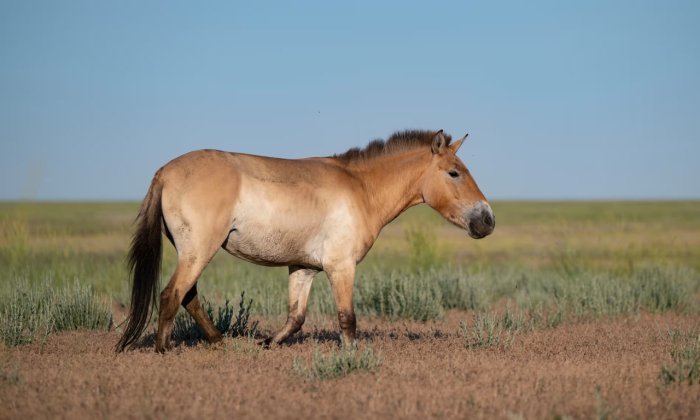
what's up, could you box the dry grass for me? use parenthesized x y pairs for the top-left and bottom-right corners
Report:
(0, 313), (698, 419)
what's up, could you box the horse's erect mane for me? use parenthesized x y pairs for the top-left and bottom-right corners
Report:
(332, 129), (452, 162)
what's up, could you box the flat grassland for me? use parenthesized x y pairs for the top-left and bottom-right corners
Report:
(1, 201), (699, 419)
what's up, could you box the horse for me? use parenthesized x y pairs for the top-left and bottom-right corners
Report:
(116, 129), (495, 352)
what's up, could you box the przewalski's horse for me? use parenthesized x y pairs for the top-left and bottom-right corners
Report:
(116, 129), (495, 352)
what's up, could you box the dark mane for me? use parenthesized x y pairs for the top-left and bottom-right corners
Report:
(333, 129), (451, 162)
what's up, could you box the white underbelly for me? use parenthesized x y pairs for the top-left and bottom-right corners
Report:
(221, 180), (366, 268)
(223, 223), (318, 267)
(221, 195), (324, 267)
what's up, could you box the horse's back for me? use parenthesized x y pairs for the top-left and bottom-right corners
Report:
(155, 149), (367, 268)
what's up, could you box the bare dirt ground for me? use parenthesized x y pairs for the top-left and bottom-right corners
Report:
(1, 312), (698, 419)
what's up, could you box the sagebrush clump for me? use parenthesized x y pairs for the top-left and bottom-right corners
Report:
(0, 281), (111, 346)
(293, 341), (383, 380)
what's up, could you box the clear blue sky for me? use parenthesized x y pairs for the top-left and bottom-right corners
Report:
(1, 1), (698, 200)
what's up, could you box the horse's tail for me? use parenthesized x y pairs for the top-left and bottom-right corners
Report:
(116, 174), (164, 352)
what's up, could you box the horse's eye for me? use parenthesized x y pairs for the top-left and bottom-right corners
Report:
(448, 170), (459, 178)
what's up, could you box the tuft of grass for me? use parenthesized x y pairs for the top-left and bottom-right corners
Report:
(173, 292), (259, 342)
(527, 303), (566, 330)
(354, 270), (444, 321)
(660, 327), (700, 385)
(500, 305), (528, 331)
(460, 312), (516, 349)
(594, 385), (612, 420)
(293, 341), (383, 380)
(0, 291), (52, 347)
(51, 285), (112, 331)
(0, 281), (111, 347)
(433, 268), (489, 311)
(0, 362), (21, 387)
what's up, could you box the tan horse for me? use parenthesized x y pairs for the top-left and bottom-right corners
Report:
(116, 129), (495, 352)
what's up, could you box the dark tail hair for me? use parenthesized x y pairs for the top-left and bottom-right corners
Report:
(116, 176), (164, 352)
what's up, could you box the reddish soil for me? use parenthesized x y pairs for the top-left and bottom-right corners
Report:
(1, 312), (698, 419)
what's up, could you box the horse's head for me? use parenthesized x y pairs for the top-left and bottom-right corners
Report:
(421, 130), (495, 239)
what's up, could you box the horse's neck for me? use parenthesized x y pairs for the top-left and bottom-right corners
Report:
(348, 151), (429, 234)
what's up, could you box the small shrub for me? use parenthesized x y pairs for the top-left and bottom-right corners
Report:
(173, 306), (209, 342)
(433, 268), (489, 311)
(500, 305), (528, 331)
(0, 281), (110, 347)
(51, 285), (112, 332)
(460, 312), (515, 349)
(293, 341), (383, 380)
(229, 292), (259, 338)
(525, 302), (567, 330)
(355, 270), (444, 321)
(660, 327), (700, 385)
(173, 292), (258, 342)
(0, 290), (52, 346)
(635, 267), (691, 312)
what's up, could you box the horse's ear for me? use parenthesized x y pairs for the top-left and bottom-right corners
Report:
(449, 133), (469, 154)
(431, 130), (447, 155)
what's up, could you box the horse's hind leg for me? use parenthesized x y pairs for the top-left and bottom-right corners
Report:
(265, 266), (318, 346)
(156, 256), (209, 353)
(162, 220), (223, 347)
(182, 283), (223, 343)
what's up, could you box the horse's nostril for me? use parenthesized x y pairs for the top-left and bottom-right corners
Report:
(483, 213), (494, 227)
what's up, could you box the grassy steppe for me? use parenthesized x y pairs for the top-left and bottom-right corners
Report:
(1, 201), (699, 345)
(2, 201), (700, 419)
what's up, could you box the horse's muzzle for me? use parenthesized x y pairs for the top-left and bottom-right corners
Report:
(466, 202), (495, 239)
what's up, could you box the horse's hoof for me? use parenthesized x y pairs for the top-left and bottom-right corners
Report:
(155, 343), (171, 354)
(209, 334), (224, 344)
(257, 337), (273, 349)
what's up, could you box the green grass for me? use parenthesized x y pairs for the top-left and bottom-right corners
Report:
(356, 265), (698, 323)
(459, 311), (516, 349)
(292, 341), (383, 380)
(1, 201), (699, 346)
(660, 326), (700, 385)
(0, 280), (111, 346)
(354, 270), (445, 321)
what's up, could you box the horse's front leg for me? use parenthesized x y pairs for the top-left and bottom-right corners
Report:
(265, 266), (318, 346)
(326, 262), (357, 345)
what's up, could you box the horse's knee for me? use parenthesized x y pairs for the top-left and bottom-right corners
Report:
(159, 287), (174, 308)
(159, 287), (183, 316)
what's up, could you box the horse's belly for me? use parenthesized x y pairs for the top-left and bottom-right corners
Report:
(222, 222), (319, 267)
(222, 181), (364, 268)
